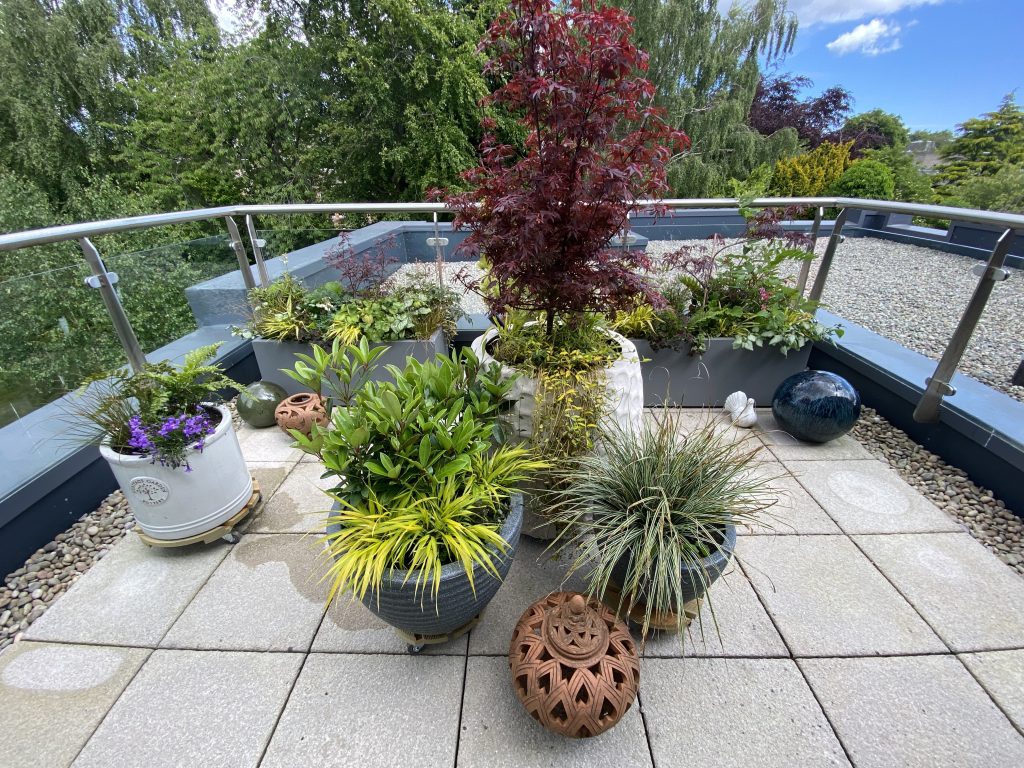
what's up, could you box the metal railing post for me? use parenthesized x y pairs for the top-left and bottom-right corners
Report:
(244, 215), (270, 287)
(807, 207), (848, 303)
(80, 238), (147, 373)
(913, 228), (1015, 423)
(225, 216), (256, 291)
(796, 206), (823, 295)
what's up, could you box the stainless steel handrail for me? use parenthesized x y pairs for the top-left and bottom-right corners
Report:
(4, 197), (1023, 252)
(0, 197), (1019, 421)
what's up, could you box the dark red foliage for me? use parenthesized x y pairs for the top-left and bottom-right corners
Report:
(444, 0), (690, 328)
(749, 73), (852, 148)
(323, 232), (398, 297)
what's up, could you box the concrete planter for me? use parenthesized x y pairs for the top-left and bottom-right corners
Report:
(100, 404), (252, 541)
(631, 338), (811, 407)
(329, 495), (522, 636)
(252, 328), (447, 396)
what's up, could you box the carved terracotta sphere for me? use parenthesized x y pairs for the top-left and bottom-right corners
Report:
(509, 592), (640, 738)
(274, 392), (328, 438)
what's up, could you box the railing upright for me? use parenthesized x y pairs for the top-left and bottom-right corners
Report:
(796, 206), (824, 295)
(807, 207), (848, 303)
(913, 228), (1016, 422)
(224, 216), (257, 291)
(79, 238), (147, 373)
(245, 215), (270, 287)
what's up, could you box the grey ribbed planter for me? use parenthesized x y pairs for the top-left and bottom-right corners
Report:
(327, 494), (522, 636)
(252, 328), (447, 396)
(611, 523), (737, 606)
(631, 338), (811, 407)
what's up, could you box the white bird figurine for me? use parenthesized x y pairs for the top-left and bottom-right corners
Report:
(723, 390), (758, 428)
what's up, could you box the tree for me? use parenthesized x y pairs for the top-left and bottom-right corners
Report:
(769, 141), (852, 197)
(749, 73), (853, 148)
(828, 159), (896, 200)
(446, 0), (689, 334)
(952, 165), (1024, 214)
(0, 0), (217, 207)
(864, 145), (933, 202)
(934, 94), (1024, 188)
(840, 109), (909, 155)
(619, 0), (799, 197)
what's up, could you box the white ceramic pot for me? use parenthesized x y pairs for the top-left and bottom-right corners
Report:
(472, 326), (644, 443)
(100, 404), (253, 541)
(472, 326), (644, 539)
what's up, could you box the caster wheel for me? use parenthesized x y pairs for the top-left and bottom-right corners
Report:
(407, 643), (426, 655)
(222, 531), (242, 544)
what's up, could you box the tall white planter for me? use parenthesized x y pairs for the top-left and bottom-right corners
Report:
(100, 404), (253, 541)
(472, 327), (644, 539)
(472, 327), (644, 443)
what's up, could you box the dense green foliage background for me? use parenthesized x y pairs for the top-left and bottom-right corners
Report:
(1, 0), (1020, 426)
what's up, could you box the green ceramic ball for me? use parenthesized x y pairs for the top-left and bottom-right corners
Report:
(237, 381), (288, 428)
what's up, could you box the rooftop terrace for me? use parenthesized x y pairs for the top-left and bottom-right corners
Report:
(1, 197), (1023, 767)
(3, 409), (1024, 767)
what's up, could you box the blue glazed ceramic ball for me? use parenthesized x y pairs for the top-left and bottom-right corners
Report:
(771, 371), (861, 444)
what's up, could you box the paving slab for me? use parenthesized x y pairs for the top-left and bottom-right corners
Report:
(0, 642), (149, 768)
(313, 592), (468, 655)
(787, 460), (963, 534)
(23, 535), (229, 646)
(237, 425), (304, 464)
(744, 469), (843, 535)
(640, 564), (788, 658)
(247, 461), (294, 506)
(261, 653), (463, 768)
(642, 657), (849, 767)
(162, 533), (328, 651)
(72, 649), (302, 768)
(959, 650), (1024, 731)
(656, 407), (771, 449)
(468, 537), (585, 656)
(755, 411), (873, 461)
(800, 655), (1024, 768)
(740, 535), (945, 656)
(854, 532), (1024, 652)
(457, 655), (652, 767)
(248, 461), (334, 534)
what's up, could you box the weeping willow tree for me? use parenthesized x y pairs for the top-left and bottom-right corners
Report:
(617, 0), (800, 197)
(0, 0), (217, 207)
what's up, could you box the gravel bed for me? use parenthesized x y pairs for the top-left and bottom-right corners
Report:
(392, 261), (487, 315)
(0, 490), (134, 652)
(852, 405), (1023, 577)
(0, 401), (243, 653)
(646, 237), (1024, 403)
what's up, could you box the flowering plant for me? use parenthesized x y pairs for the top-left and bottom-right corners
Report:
(68, 344), (240, 471)
(613, 208), (843, 354)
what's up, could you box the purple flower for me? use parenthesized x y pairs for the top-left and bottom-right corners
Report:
(127, 415), (154, 452)
(158, 416), (182, 437)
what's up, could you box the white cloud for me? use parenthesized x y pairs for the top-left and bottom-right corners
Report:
(826, 19), (903, 56)
(786, 0), (945, 27)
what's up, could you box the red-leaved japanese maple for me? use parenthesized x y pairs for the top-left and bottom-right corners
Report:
(445, 0), (690, 336)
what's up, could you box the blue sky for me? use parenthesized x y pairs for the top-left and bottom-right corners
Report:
(209, 1), (1024, 132)
(779, 0), (1024, 131)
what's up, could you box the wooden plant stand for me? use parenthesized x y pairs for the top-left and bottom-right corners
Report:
(136, 478), (262, 548)
(394, 612), (483, 655)
(602, 580), (702, 633)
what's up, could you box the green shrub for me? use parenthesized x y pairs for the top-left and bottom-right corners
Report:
(769, 141), (852, 197)
(828, 159), (896, 200)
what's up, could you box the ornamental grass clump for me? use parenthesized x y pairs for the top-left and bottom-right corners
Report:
(67, 343), (240, 471)
(548, 412), (781, 641)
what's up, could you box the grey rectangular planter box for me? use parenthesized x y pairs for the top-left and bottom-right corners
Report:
(631, 338), (811, 407)
(252, 328), (448, 396)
